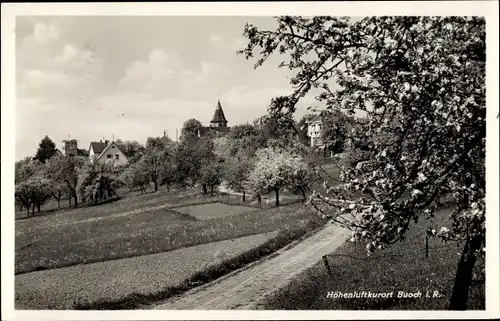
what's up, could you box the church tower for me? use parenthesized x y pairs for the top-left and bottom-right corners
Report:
(210, 99), (228, 128)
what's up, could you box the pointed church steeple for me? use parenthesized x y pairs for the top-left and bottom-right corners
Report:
(210, 98), (228, 128)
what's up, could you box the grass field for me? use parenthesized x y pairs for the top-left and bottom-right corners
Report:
(15, 187), (322, 274)
(175, 202), (256, 220)
(15, 231), (279, 309)
(260, 208), (486, 310)
(16, 183), (328, 309)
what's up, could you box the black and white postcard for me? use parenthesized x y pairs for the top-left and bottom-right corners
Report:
(1, 1), (499, 320)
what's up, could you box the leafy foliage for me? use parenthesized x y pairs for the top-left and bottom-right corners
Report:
(140, 148), (166, 192)
(249, 146), (311, 206)
(15, 176), (53, 216)
(34, 135), (58, 164)
(320, 109), (354, 154)
(119, 162), (150, 193)
(122, 140), (146, 163)
(145, 137), (166, 150)
(45, 155), (86, 208)
(180, 118), (203, 144)
(15, 158), (41, 184)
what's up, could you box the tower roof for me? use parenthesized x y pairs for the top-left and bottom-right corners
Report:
(210, 99), (227, 124)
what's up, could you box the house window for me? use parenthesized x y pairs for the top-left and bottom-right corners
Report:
(115, 154), (120, 160)
(107, 154), (112, 159)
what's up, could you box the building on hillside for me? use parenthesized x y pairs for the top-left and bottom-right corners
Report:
(89, 140), (128, 165)
(307, 116), (346, 158)
(197, 99), (231, 137)
(307, 116), (324, 148)
(62, 139), (90, 157)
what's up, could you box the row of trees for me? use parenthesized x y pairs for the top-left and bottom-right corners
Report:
(15, 155), (82, 216)
(15, 110), (352, 215)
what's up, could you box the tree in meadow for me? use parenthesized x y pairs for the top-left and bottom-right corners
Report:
(15, 157), (34, 184)
(199, 159), (224, 196)
(224, 153), (254, 202)
(45, 155), (86, 208)
(194, 135), (223, 195)
(239, 16), (485, 309)
(213, 136), (234, 160)
(15, 176), (52, 216)
(158, 142), (179, 191)
(14, 158), (55, 214)
(34, 135), (58, 164)
(15, 181), (32, 216)
(76, 162), (96, 203)
(119, 162), (150, 194)
(249, 146), (310, 206)
(140, 148), (165, 192)
(176, 134), (219, 193)
(213, 134), (256, 201)
(15, 158), (42, 184)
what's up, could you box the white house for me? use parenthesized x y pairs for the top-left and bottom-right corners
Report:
(307, 117), (324, 148)
(89, 140), (128, 166)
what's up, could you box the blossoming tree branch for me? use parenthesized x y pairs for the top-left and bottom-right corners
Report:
(238, 16), (485, 310)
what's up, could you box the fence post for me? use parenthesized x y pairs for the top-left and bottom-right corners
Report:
(323, 255), (333, 276)
(425, 235), (429, 258)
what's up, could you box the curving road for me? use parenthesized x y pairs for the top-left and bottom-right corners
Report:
(149, 222), (351, 310)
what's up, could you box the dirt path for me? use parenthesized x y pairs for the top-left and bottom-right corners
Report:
(149, 222), (351, 310)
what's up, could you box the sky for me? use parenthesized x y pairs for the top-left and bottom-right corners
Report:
(15, 16), (321, 161)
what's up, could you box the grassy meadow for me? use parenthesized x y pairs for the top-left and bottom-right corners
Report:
(260, 208), (486, 310)
(16, 231), (279, 309)
(15, 183), (328, 309)
(15, 186), (325, 274)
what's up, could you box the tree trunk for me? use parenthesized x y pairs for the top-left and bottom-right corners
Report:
(166, 182), (170, 192)
(31, 204), (35, 216)
(202, 184), (208, 195)
(449, 234), (484, 310)
(37, 203), (41, 213)
(154, 180), (158, 192)
(69, 196), (72, 208)
(242, 191), (246, 203)
(26, 204), (30, 217)
(301, 188), (306, 201)
(210, 185), (214, 196)
(257, 193), (262, 204)
(73, 190), (78, 208)
(275, 188), (280, 207)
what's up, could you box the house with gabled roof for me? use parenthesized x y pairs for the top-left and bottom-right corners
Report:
(89, 140), (128, 165)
